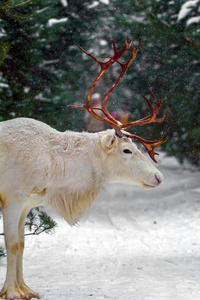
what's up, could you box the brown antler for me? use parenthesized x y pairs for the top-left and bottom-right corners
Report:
(120, 89), (165, 130)
(124, 131), (168, 163)
(68, 37), (167, 163)
(68, 37), (141, 136)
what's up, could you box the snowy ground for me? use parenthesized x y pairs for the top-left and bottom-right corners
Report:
(0, 153), (200, 300)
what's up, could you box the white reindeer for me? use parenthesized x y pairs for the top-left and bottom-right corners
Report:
(0, 38), (167, 300)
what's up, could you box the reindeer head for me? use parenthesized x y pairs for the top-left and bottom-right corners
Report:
(99, 129), (163, 187)
(68, 37), (167, 165)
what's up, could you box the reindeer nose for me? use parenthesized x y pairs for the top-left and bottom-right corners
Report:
(155, 173), (163, 185)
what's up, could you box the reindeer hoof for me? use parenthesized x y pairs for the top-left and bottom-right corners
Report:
(0, 287), (23, 300)
(0, 284), (39, 300)
(0, 287), (6, 298)
(25, 292), (40, 299)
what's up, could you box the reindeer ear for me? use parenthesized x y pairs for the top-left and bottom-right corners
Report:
(101, 132), (118, 152)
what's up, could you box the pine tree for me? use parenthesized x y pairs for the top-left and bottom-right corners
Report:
(0, 0), (103, 130)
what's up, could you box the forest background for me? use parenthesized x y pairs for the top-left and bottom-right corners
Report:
(0, 0), (200, 256)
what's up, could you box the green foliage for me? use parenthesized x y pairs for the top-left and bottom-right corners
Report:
(0, 0), (33, 9)
(25, 209), (57, 235)
(0, 0), (34, 21)
(0, 0), (101, 130)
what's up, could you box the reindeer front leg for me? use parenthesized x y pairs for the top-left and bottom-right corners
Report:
(16, 208), (40, 300)
(0, 203), (26, 300)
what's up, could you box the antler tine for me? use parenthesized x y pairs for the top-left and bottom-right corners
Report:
(118, 88), (167, 162)
(100, 39), (142, 130)
(109, 36), (133, 58)
(120, 89), (165, 131)
(109, 36), (118, 54)
(141, 90), (165, 121)
(78, 44), (102, 66)
(148, 88), (163, 111)
(125, 131), (168, 163)
(68, 37), (137, 132)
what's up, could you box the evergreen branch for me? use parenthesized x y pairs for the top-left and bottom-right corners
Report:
(25, 210), (57, 235)
(138, 0), (198, 47)
(25, 221), (56, 236)
(25, 227), (50, 236)
(0, 0), (33, 10)
(4, 10), (35, 21)
(0, 228), (54, 236)
(0, 211), (57, 237)
(0, 221), (56, 236)
(147, 9), (197, 47)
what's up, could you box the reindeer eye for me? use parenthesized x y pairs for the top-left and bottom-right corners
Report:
(123, 149), (132, 154)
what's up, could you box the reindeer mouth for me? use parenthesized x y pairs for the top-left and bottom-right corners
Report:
(141, 182), (156, 188)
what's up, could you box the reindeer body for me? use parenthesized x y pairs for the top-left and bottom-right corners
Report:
(0, 117), (163, 300)
(0, 118), (104, 223)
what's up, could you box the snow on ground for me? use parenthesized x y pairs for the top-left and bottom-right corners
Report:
(0, 154), (200, 300)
